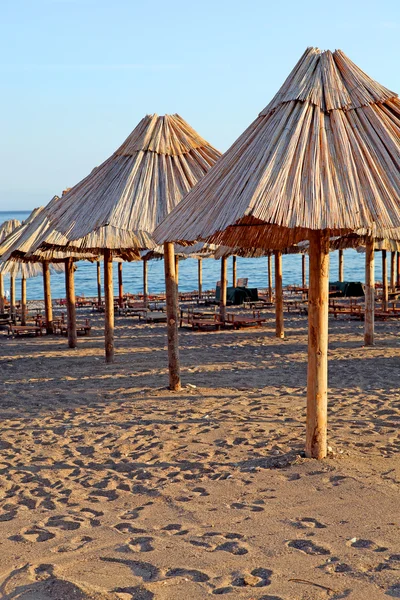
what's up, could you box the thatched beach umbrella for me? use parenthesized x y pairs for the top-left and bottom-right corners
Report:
(0, 259), (63, 325)
(0, 219), (22, 314)
(38, 114), (221, 362)
(330, 231), (400, 341)
(0, 204), (95, 337)
(0, 206), (64, 332)
(154, 48), (400, 459)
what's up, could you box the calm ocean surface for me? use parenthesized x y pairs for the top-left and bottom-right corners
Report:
(0, 210), (381, 301)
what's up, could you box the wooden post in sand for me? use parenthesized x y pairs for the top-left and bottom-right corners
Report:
(198, 258), (202, 299)
(274, 251), (284, 338)
(232, 255), (237, 287)
(338, 249), (344, 282)
(174, 255), (180, 306)
(382, 250), (388, 312)
(390, 251), (396, 292)
(0, 273), (4, 313)
(267, 255), (273, 303)
(65, 258), (77, 348)
(302, 254), (307, 289)
(396, 252), (400, 287)
(164, 242), (181, 391)
(305, 231), (330, 459)
(143, 259), (148, 305)
(10, 276), (15, 319)
(118, 262), (124, 308)
(397, 252), (400, 287)
(96, 261), (102, 307)
(104, 249), (114, 363)
(21, 276), (27, 325)
(220, 256), (227, 322)
(364, 237), (375, 346)
(43, 261), (53, 334)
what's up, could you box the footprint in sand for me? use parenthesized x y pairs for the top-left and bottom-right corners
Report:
(9, 526), (55, 543)
(166, 568), (210, 582)
(45, 515), (84, 531)
(114, 586), (154, 599)
(347, 538), (388, 552)
(87, 488), (119, 502)
(290, 517), (327, 529)
(119, 507), (146, 520)
(161, 523), (190, 536)
(80, 507), (104, 527)
(287, 539), (331, 555)
(114, 523), (147, 535)
(386, 583), (400, 598)
(52, 535), (93, 553)
(232, 567), (273, 587)
(0, 509), (18, 522)
(231, 502), (264, 512)
(319, 557), (352, 573)
(100, 557), (160, 582)
(191, 486), (210, 497)
(117, 537), (154, 553)
(215, 541), (248, 555)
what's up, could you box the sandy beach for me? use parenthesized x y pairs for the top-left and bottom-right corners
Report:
(0, 307), (399, 599)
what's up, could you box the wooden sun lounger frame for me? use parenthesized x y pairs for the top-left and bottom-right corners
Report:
(225, 310), (266, 329)
(8, 324), (43, 337)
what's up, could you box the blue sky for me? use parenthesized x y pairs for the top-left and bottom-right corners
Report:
(1, 0), (399, 210)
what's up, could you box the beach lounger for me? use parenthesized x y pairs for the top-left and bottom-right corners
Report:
(8, 324), (43, 337)
(140, 311), (167, 324)
(225, 311), (266, 329)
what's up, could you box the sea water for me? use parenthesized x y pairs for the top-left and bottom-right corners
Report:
(0, 210), (384, 301)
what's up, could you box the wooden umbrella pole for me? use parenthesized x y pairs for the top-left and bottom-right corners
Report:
(96, 261), (102, 307)
(43, 260), (53, 334)
(390, 251), (396, 292)
(175, 255), (179, 304)
(338, 249), (344, 282)
(104, 249), (115, 363)
(364, 237), (375, 346)
(164, 242), (181, 391)
(267, 255), (273, 303)
(302, 254), (306, 289)
(232, 255), (237, 287)
(382, 250), (388, 312)
(274, 251), (284, 338)
(397, 252), (400, 287)
(21, 276), (27, 326)
(220, 256), (228, 322)
(118, 262), (124, 308)
(305, 230), (330, 460)
(65, 258), (77, 348)
(143, 259), (148, 305)
(10, 276), (16, 319)
(198, 258), (202, 299)
(0, 273), (4, 313)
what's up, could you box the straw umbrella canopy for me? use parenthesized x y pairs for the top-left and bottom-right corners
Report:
(0, 219), (22, 314)
(38, 113), (221, 362)
(154, 47), (400, 459)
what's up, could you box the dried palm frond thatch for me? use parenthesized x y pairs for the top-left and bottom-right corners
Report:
(0, 260), (63, 278)
(154, 48), (400, 250)
(0, 219), (21, 245)
(39, 114), (221, 256)
(142, 242), (218, 261)
(0, 205), (96, 265)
